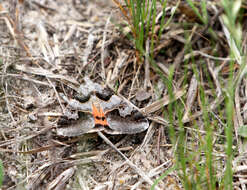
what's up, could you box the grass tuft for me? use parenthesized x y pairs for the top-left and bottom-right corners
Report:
(114, 0), (244, 189)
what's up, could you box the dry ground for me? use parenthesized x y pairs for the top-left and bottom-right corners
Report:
(0, 0), (247, 190)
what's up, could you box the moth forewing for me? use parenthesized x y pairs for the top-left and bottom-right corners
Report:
(100, 95), (123, 113)
(57, 112), (95, 136)
(105, 113), (149, 134)
(59, 93), (93, 113)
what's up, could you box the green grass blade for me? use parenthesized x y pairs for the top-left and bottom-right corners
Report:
(158, 0), (179, 40)
(0, 160), (3, 187)
(200, 0), (208, 24)
(151, 165), (177, 190)
(150, 0), (157, 57)
(186, 0), (206, 24)
(157, 0), (167, 40)
(224, 59), (234, 190)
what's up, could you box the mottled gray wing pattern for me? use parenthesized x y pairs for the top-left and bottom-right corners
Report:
(100, 95), (122, 112)
(105, 112), (149, 134)
(59, 93), (92, 113)
(57, 112), (95, 136)
(58, 77), (149, 136)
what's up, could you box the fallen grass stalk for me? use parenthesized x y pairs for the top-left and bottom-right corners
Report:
(97, 131), (160, 189)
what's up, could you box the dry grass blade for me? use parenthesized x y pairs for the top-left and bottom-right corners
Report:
(108, 51), (128, 85)
(207, 59), (222, 97)
(62, 24), (77, 44)
(97, 131), (160, 190)
(37, 22), (54, 63)
(4, 73), (52, 86)
(2, 17), (15, 40)
(82, 32), (95, 68)
(138, 122), (156, 150)
(128, 62), (142, 99)
(182, 73), (198, 122)
(3, 83), (15, 122)
(141, 87), (186, 115)
(14, 64), (79, 85)
(101, 14), (112, 79)
(217, 7), (241, 65)
(53, 34), (61, 66)
(46, 167), (76, 190)
(144, 38), (151, 90)
(25, 163), (51, 190)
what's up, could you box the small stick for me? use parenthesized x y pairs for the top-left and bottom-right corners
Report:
(97, 131), (160, 190)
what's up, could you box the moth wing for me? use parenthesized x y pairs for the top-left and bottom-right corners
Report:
(100, 95), (122, 112)
(57, 112), (95, 136)
(59, 93), (92, 112)
(106, 114), (149, 134)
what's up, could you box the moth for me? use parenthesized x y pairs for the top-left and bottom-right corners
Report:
(57, 77), (149, 136)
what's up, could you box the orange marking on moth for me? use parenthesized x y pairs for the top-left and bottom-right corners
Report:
(92, 103), (108, 126)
